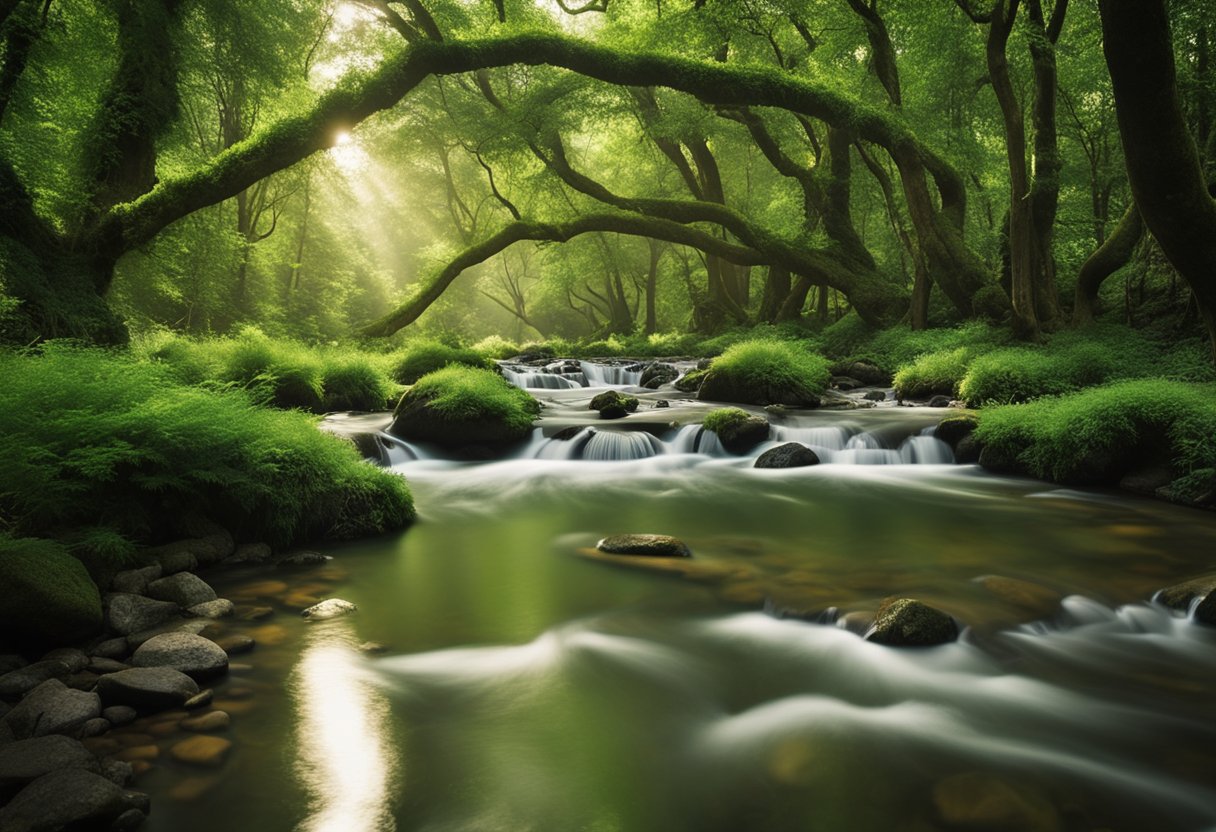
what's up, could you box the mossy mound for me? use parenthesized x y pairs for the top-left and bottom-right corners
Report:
(0, 536), (103, 647)
(893, 348), (969, 400)
(388, 366), (540, 447)
(865, 598), (959, 647)
(590, 390), (639, 419)
(389, 341), (491, 385)
(703, 407), (770, 453)
(674, 368), (709, 393)
(321, 359), (392, 411)
(697, 341), (829, 407)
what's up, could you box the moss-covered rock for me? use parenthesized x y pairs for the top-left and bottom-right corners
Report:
(596, 534), (691, 558)
(674, 367), (709, 393)
(388, 366), (539, 447)
(697, 341), (828, 407)
(704, 407), (770, 454)
(865, 598), (958, 647)
(389, 341), (491, 385)
(755, 442), (820, 469)
(640, 362), (679, 389)
(0, 537), (103, 648)
(589, 390), (639, 419)
(934, 415), (978, 448)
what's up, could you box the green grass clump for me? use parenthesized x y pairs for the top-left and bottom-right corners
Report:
(699, 340), (830, 406)
(703, 407), (753, 434)
(820, 318), (1007, 371)
(0, 534), (103, 646)
(973, 379), (1216, 484)
(321, 357), (393, 411)
(217, 332), (325, 411)
(958, 344), (1113, 405)
(471, 335), (522, 360)
(390, 340), (491, 384)
(893, 348), (970, 399)
(407, 366), (540, 430)
(0, 346), (415, 567)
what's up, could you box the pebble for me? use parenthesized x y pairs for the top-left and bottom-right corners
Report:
(170, 735), (232, 767)
(180, 711), (230, 733)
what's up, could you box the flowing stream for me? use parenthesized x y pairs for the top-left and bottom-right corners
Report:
(137, 399), (1216, 832)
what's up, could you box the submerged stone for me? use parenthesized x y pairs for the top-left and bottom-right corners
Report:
(301, 599), (358, 620)
(596, 534), (692, 558)
(932, 772), (1062, 832)
(865, 598), (959, 647)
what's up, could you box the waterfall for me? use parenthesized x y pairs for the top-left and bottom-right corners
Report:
(580, 361), (643, 387)
(501, 367), (586, 390)
(529, 427), (665, 461)
(670, 424), (726, 456)
(898, 435), (955, 464)
(772, 425), (852, 450)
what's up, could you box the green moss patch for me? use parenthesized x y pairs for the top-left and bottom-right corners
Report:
(389, 340), (491, 385)
(0, 535), (103, 647)
(389, 365), (540, 446)
(697, 340), (829, 407)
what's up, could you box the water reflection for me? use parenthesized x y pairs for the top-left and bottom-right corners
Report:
(292, 623), (397, 832)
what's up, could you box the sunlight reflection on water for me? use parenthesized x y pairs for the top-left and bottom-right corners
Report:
(292, 623), (397, 832)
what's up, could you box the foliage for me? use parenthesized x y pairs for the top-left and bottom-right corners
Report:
(471, 334), (522, 360)
(0, 534), (104, 646)
(893, 348), (971, 399)
(974, 380), (1216, 484)
(321, 357), (393, 411)
(701, 340), (830, 404)
(390, 340), (491, 384)
(0, 346), (414, 564)
(405, 365), (540, 432)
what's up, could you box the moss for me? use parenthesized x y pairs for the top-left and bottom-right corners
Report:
(697, 340), (829, 407)
(674, 367), (709, 393)
(321, 358), (392, 411)
(389, 340), (491, 384)
(389, 365), (540, 446)
(0, 534), (103, 647)
(704, 407), (771, 453)
(703, 407), (753, 434)
(973, 380), (1216, 485)
(589, 390), (639, 419)
(893, 348), (969, 400)
(471, 335), (522, 360)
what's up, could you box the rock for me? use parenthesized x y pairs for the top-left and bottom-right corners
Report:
(755, 443), (820, 469)
(0, 735), (99, 787)
(101, 759), (133, 787)
(235, 605), (275, 621)
(146, 573), (217, 609)
(41, 648), (89, 674)
(180, 710), (230, 733)
(301, 599), (358, 620)
(78, 718), (110, 738)
(0, 539), (104, 647)
(0, 769), (147, 832)
(698, 370), (820, 408)
(183, 689), (214, 710)
(0, 660), (71, 698)
(88, 658), (130, 675)
(833, 360), (891, 386)
(226, 543), (273, 565)
(276, 551), (330, 567)
(865, 598), (959, 647)
(131, 633), (228, 680)
(91, 638), (130, 660)
(934, 415), (978, 448)
(640, 362), (679, 389)
(654, 399), (670, 408)
(152, 549), (198, 576)
(954, 434), (982, 464)
(105, 594), (181, 636)
(110, 808), (148, 831)
(170, 735), (232, 767)
(1156, 574), (1216, 611)
(0, 655), (26, 674)
(214, 635), (255, 656)
(110, 565), (162, 596)
(707, 411), (770, 454)
(95, 668), (199, 710)
(101, 706), (136, 727)
(674, 368), (708, 393)
(388, 372), (540, 448)
(831, 375), (865, 391)
(1195, 593), (1216, 626)
(838, 611), (876, 636)
(551, 425), (585, 441)
(933, 772), (1062, 832)
(589, 390), (640, 419)
(186, 599), (234, 619)
(927, 395), (953, 408)
(125, 619), (209, 649)
(863, 390), (887, 402)
(596, 534), (692, 558)
(2, 680), (101, 740)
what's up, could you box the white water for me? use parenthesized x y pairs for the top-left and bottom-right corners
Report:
(579, 360), (644, 387)
(500, 366), (586, 390)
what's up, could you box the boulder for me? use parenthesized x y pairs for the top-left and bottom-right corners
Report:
(590, 390), (639, 419)
(865, 598), (959, 647)
(933, 772), (1061, 832)
(640, 362), (679, 389)
(954, 434), (982, 464)
(131, 633), (228, 680)
(2, 680), (101, 740)
(0, 661), (71, 699)
(927, 395), (953, 408)
(706, 411), (770, 454)
(388, 370), (540, 448)
(596, 534), (692, 558)
(146, 573), (217, 608)
(1156, 574), (1216, 611)
(832, 361), (891, 386)
(301, 599), (358, 621)
(105, 594), (180, 636)
(225, 543), (273, 565)
(101, 706), (136, 727)
(125, 619), (209, 649)
(755, 443), (820, 469)
(0, 735), (99, 787)
(0, 539), (103, 647)
(95, 668), (199, 710)
(151, 548), (198, 576)
(1195, 592), (1216, 627)
(934, 415), (979, 448)
(698, 371), (820, 408)
(40, 649), (89, 675)
(0, 769), (147, 832)
(91, 638), (129, 660)
(831, 376), (865, 391)
(863, 390), (887, 402)
(186, 599), (234, 619)
(674, 368), (708, 393)
(110, 565), (162, 596)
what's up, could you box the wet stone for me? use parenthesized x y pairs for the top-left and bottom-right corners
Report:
(596, 534), (692, 558)
(865, 598), (959, 647)
(170, 735), (232, 767)
(88, 657), (130, 675)
(0, 735), (99, 787)
(301, 599), (357, 620)
(215, 635), (255, 656)
(131, 633), (229, 680)
(180, 710), (230, 733)
(91, 638), (130, 660)
(0, 660), (71, 698)
(147, 573), (217, 608)
(96, 667), (199, 711)
(186, 599), (235, 619)
(106, 594), (180, 637)
(41, 648), (89, 674)
(102, 706), (137, 727)
(184, 689), (214, 710)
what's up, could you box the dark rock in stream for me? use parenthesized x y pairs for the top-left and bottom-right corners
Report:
(301, 599), (358, 620)
(954, 434), (982, 464)
(147, 573), (217, 608)
(105, 594), (180, 636)
(590, 390), (639, 419)
(865, 598), (959, 647)
(0, 660), (71, 698)
(0, 769), (149, 832)
(96, 668), (199, 710)
(131, 633), (229, 680)
(0, 735), (99, 788)
(863, 390), (887, 402)
(755, 443), (820, 469)
(1194, 592), (1216, 626)
(712, 414), (770, 455)
(934, 415), (978, 448)
(831, 376), (865, 391)
(640, 362), (679, 389)
(596, 534), (692, 558)
(276, 551), (331, 567)
(551, 425), (585, 441)
(927, 395), (953, 408)
(1155, 574), (1216, 610)
(2, 680), (100, 740)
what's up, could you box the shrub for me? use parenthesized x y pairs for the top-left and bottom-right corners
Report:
(471, 335), (522, 360)
(321, 357), (393, 411)
(893, 348), (970, 399)
(216, 332), (325, 411)
(973, 379), (1216, 484)
(389, 365), (540, 445)
(0, 347), (415, 563)
(958, 344), (1115, 405)
(698, 340), (830, 406)
(389, 340), (490, 384)
(0, 534), (104, 646)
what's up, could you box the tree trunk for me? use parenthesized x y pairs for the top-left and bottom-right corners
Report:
(759, 265), (791, 323)
(1072, 202), (1142, 326)
(1099, 0), (1216, 359)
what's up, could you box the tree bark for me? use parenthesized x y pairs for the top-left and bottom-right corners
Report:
(1072, 201), (1142, 326)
